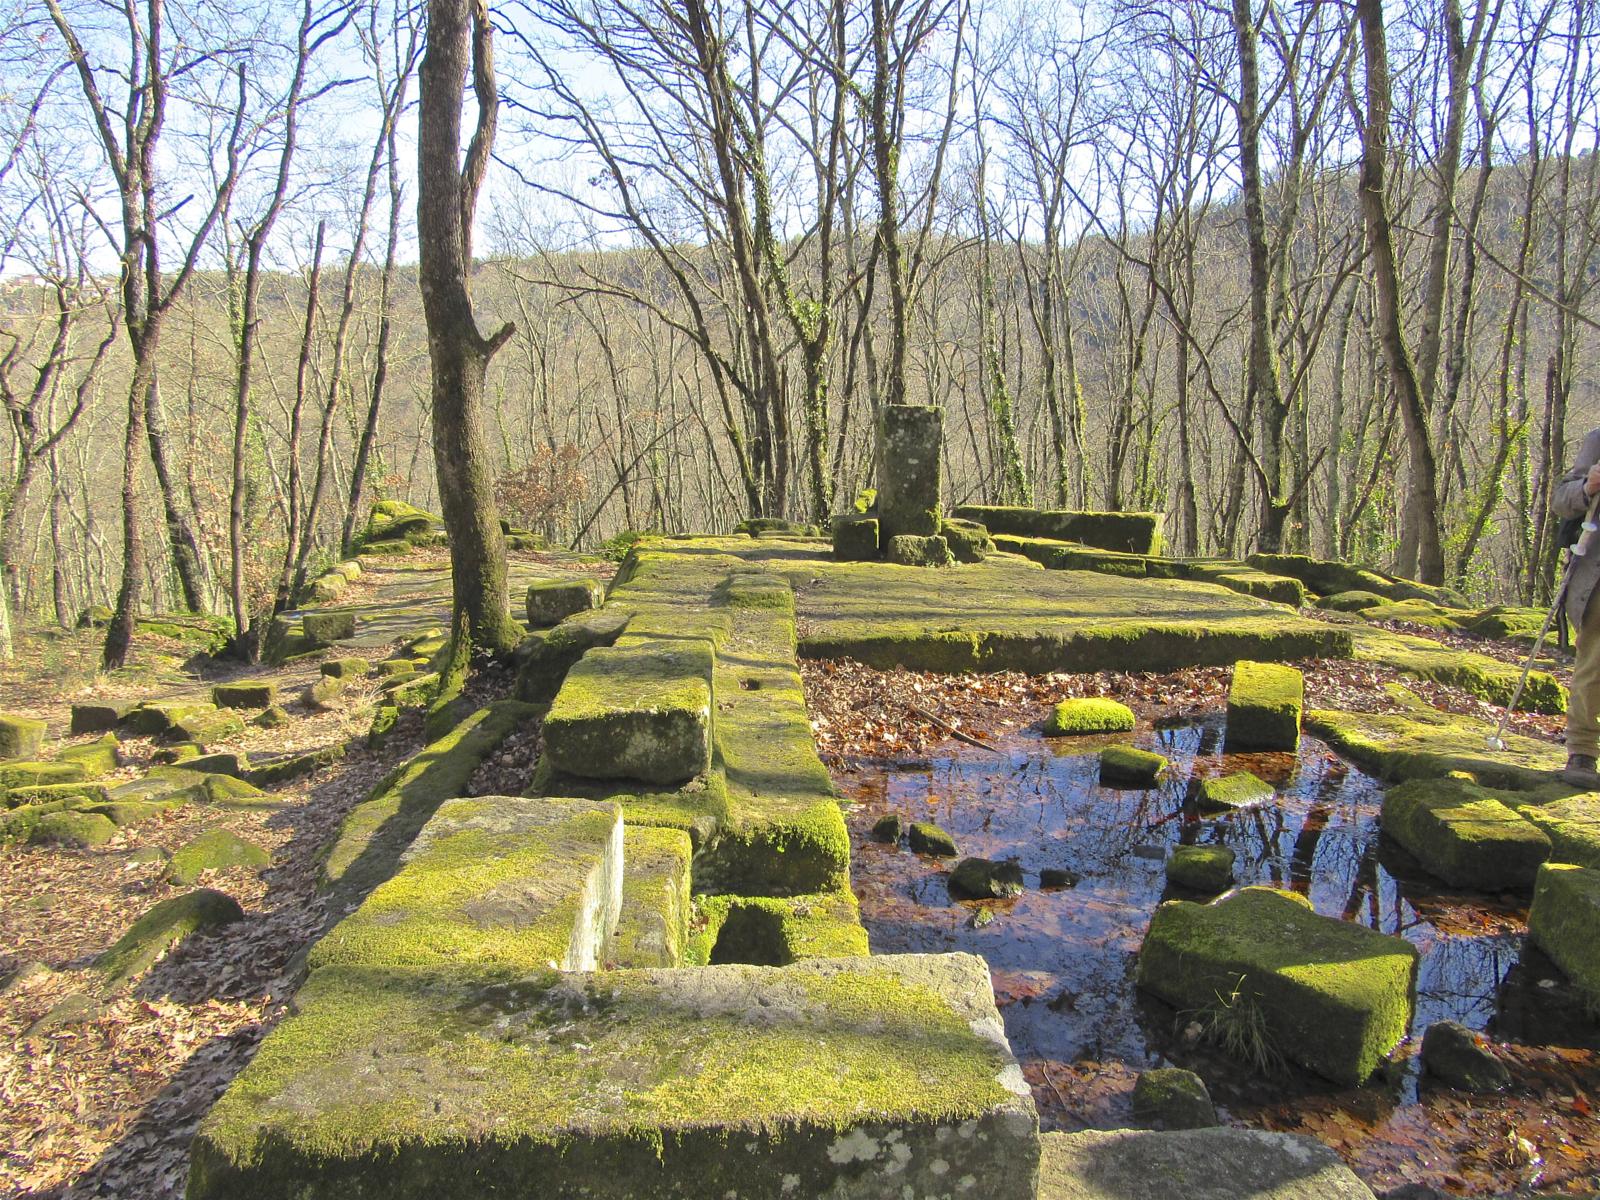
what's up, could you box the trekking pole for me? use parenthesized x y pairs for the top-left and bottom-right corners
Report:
(1487, 488), (1600, 752)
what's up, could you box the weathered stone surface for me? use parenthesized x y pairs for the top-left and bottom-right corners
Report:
(305, 675), (346, 712)
(1347, 625), (1564, 716)
(1036, 1128), (1375, 1200)
(871, 812), (904, 842)
(693, 889), (868, 965)
(1100, 745), (1166, 787)
(1383, 777), (1550, 890)
(940, 518), (995, 563)
(1196, 772), (1274, 812)
(0, 713), (46, 760)
(189, 954), (1040, 1200)
(1137, 888), (1417, 1086)
(70, 701), (135, 735)
(1308, 704), (1564, 788)
(908, 821), (958, 857)
(95, 889), (244, 985)
(23, 993), (104, 1040)
(525, 577), (605, 627)
(1130, 1068), (1216, 1130)
(949, 856), (1025, 900)
(1167, 845), (1234, 893)
(59, 733), (118, 775)
(302, 610), (357, 644)
(170, 708), (245, 747)
(320, 657), (370, 679)
(830, 515), (880, 561)
(212, 682), (277, 710)
(1225, 661), (1303, 751)
(885, 533), (953, 567)
(877, 404), (943, 539)
(544, 639), (713, 786)
(1044, 698), (1135, 736)
(1420, 1020), (1510, 1091)
(953, 507), (1165, 555)
(1528, 863), (1600, 1002)
(515, 608), (631, 704)
(0, 759), (87, 790)
(28, 810), (117, 848)
(166, 831), (270, 885)
(606, 825), (693, 969)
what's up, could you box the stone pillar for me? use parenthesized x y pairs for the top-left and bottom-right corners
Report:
(876, 404), (942, 539)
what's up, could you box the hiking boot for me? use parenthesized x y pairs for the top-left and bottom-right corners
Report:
(1560, 753), (1600, 788)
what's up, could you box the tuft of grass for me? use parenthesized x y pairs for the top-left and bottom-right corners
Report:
(1185, 978), (1286, 1076)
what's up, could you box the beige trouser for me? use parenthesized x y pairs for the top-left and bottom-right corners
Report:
(1568, 589), (1600, 757)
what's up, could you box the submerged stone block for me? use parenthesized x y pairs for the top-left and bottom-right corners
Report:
(1224, 661), (1304, 751)
(312, 795), (624, 975)
(1166, 845), (1234, 893)
(525, 576), (605, 627)
(1528, 863), (1600, 1002)
(876, 404), (943, 539)
(1136, 887), (1417, 1086)
(544, 639), (714, 786)
(831, 514), (880, 561)
(1383, 777), (1550, 891)
(189, 954), (1040, 1200)
(1196, 771), (1274, 812)
(1099, 745), (1166, 787)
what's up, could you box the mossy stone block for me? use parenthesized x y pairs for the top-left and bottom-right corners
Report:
(152, 742), (203, 765)
(1225, 661), (1304, 751)
(1130, 1068), (1216, 1130)
(872, 813), (904, 842)
(1347, 625), (1565, 716)
(188, 953), (1038, 1200)
(949, 856), (1025, 900)
(1307, 705), (1564, 788)
(307, 573), (347, 604)
(1196, 771), (1274, 812)
(1136, 887), (1418, 1086)
(389, 672), (439, 709)
(0, 713), (46, 760)
(166, 830), (270, 885)
(1099, 745), (1166, 787)
(1383, 777), (1550, 891)
(212, 681), (277, 710)
(0, 759), (87, 790)
(1044, 697), (1135, 736)
(170, 708), (245, 747)
(908, 821), (958, 857)
(28, 810), (117, 848)
(1, 800), (87, 846)
(885, 533), (953, 567)
(1318, 589), (1389, 613)
(544, 639), (713, 787)
(525, 577), (605, 627)
(95, 888), (245, 985)
(59, 733), (119, 775)
(607, 825), (694, 969)
(371, 657), (415, 679)
(320, 658), (370, 680)
(1167, 845), (1235, 893)
(952, 506), (1165, 555)
(876, 403), (943, 540)
(255, 705), (290, 729)
(302, 610), (356, 645)
(305, 676), (346, 712)
(831, 515), (879, 561)
(123, 700), (210, 737)
(940, 518), (995, 564)
(690, 888), (869, 966)
(87, 797), (187, 827)
(313, 796), (623, 975)
(1528, 863), (1600, 1003)
(4, 780), (109, 808)
(71, 701), (135, 735)
(1506, 790), (1600, 869)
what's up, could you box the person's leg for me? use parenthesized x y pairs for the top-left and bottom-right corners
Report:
(1564, 591), (1600, 781)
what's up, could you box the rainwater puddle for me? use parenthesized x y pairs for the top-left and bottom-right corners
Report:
(839, 717), (1600, 1194)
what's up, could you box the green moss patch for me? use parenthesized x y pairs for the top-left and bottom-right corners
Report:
(1100, 746), (1167, 787)
(1136, 887), (1417, 1086)
(1528, 864), (1600, 1003)
(166, 831), (271, 885)
(885, 533), (953, 567)
(170, 708), (246, 747)
(830, 515), (879, 561)
(606, 826), (694, 968)
(1318, 590), (1388, 612)
(908, 821), (959, 857)
(1225, 661), (1303, 751)
(1044, 698), (1135, 736)
(1383, 778), (1550, 891)
(1348, 626), (1564, 715)
(313, 796), (623, 975)
(1166, 845), (1235, 893)
(690, 888), (869, 966)
(58, 733), (119, 775)
(95, 889), (244, 985)
(189, 953), (1036, 1200)
(1306, 706), (1564, 789)
(1196, 772), (1274, 811)
(0, 760), (87, 790)
(1504, 789), (1600, 869)
(319, 701), (542, 904)
(28, 810), (117, 848)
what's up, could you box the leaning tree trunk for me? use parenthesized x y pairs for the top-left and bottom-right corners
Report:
(417, 0), (518, 659)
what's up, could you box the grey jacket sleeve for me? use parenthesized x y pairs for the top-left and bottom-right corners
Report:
(1553, 428), (1600, 519)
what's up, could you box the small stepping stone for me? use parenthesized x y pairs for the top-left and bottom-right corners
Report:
(212, 682), (277, 710)
(1130, 1067), (1216, 1130)
(908, 820), (958, 857)
(1099, 745), (1167, 787)
(0, 713), (45, 760)
(1225, 661), (1304, 751)
(320, 658), (370, 679)
(1045, 698), (1135, 737)
(1166, 845), (1235, 893)
(1196, 771), (1274, 812)
(949, 856), (1024, 900)
(871, 812), (904, 842)
(1420, 1020), (1509, 1092)
(166, 830), (270, 885)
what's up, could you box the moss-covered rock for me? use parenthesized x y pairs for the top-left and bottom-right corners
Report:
(689, 888), (869, 966)
(1196, 771), (1274, 812)
(1465, 606), (1545, 642)
(356, 498), (442, 551)
(1306, 705), (1564, 789)
(122, 699), (215, 736)
(515, 609), (632, 705)
(320, 657), (370, 680)
(188, 953), (1037, 1200)
(28, 810), (117, 848)
(877, 404), (943, 540)
(166, 830), (270, 885)
(302, 610), (356, 645)
(170, 707), (246, 747)
(1358, 599), (1475, 631)
(1184, 564), (1306, 607)
(1167, 845), (1235, 893)
(1100, 745), (1166, 787)
(1382, 777), (1550, 890)
(59, 732), (119, 775)
(3, 780), (109, 808)
(255, 705), (290, 729)
(948, 856), (1025, 900)
(885, 533), (954, 567)
(319, 701), (542, 903)
(871, 813), (904, 842)
(88, 797), (187, 827)
(1225, 661), (1303, 751)
(1528, 863), (1600, 1003)
(304, 675), (346, 712)
(1136, 887), (1418, 1086)
(1318, 590), (1388, 612)
(1245, 553), (1459, 607)
(1420, 1020), (1510, 1092)
(212, 681), (276, 710)
(95, 889), (244, 985)
(954, 505), (1164, 554)
(1504, 788), (1600, 868)
(388, 672), (439, 709)
(544, 639), (713, 787)
(0, 713), (46, 760)
(70, 701), (136, 734)
(76, 603), (114, 628)
(0, 759), (87, 790)
(134, 613), (234, 655)
(1044, 697), (1135, 737)
(940, 518), (995, 564)
(185, 751), (250, 777)
(525, 577), (605, 627)
(1, 800), (86, 846)
(830, 515), (880, 561)
(1130, 1068), (1216, 1130)
(908, 821), (958, 857)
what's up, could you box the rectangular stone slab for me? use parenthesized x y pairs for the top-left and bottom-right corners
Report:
(605, 825), (693, 968)
(1224, 661), (1303, 751)
(1529, 863), (1600, 1001)
(1382, 778), (1550, 890)
(188, 953), (1040, 1200)
(310, 795), (623, 975)
(543, 639), (713, 786)
(1136, 888), (1417, 1086)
